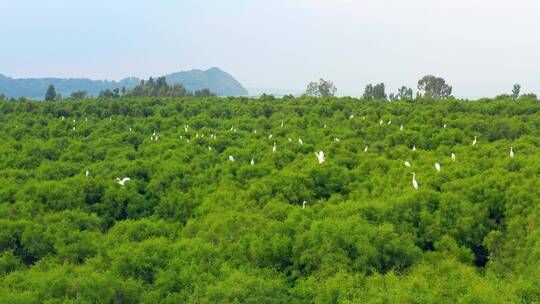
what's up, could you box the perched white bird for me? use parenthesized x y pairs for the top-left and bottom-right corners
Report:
(208, 146), (212, 151)
(184, 126), (189, 132)
(250, 158), (255, 165)
(443, 124), (447, 128)
(400, 124), (403, 132)
(412, 146), (417, 151)
(435, 162), (441, 172)
(196, 133), (199, 138)
(404, 161), (411, 168)
(302, 201), (307, 209)
(350, 115), (354, 119)
(364, 146), (369, 153)
(362, 116), (366, 121)
(281, 121), (284, 128)
(288, 137), (292, 142)
(61, 116), (65, 120)
(85, 118), (88, 122)
(72, 127), (76, 131)
(129, 127), (132, 132)
(272, 142), (277, 152)
(451, 153), (456, 161)
(228, 155), (235, 162)
(334, 138), (340, 142)
(379, 119), (383, 126)
(324, 124), (327, 129)
(254, 130), (257, 134)
(510, 147), (515, 158)
(116, 177), (131, 186)
(412, 172), (419, 190)
(388, 120), (392, 125)
(315, 151), (325, 164)
(85, 170), (90, 177)
(73, 119), (76, 123)
(472, 136), (477, 146)
(299, 138), (303, 145)
(268, 134), (273, 139)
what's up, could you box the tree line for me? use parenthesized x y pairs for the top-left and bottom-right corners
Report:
(305, 75), (536, 100)
(42, 76), (216, 101)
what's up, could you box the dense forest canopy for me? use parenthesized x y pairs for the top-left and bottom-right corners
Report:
(0, 95), (539, 303)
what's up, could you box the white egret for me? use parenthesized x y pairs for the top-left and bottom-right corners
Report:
(334, 138), (340, 142)
(72, 127), (76, 131)
(412, 172), (419, 190)
(435, 162), (441, 172)
(288, 137), (292, 142)
(364, 146), (368, 153)
(472, 136), (477, 146)
(272, 142), (277, 152)
(302, 201), (307, 209)
(404, 161), (411, 168)
(315, 151), (325, 164)
(510, 147), (515, 158)
(85, 170), (90, 177)
(400, 124), (403, 132)
(281, 121), (284, 128)
(350, 115), (354, 119)
(388, 120), (392, 125)
(379, 119), (383, 126)
(324, 124), (327, 128)
(299, 138), (303, 145)
(443, 124), (447, 128)
(129, 127), (132, 132)
(451, 153), (456, 161)
(412, 146), (417, 151)
(184, 126), (189, 132)
(116, 177), (131, 186)
(250, 158), (255, 165)
(208, 146), (212, 151)
(268, 134), (273, 139)
(228, 155), (235, 162)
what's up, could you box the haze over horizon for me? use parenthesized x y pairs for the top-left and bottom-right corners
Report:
(1, 0), (539, 98)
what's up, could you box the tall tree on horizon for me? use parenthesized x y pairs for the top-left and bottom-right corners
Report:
(45, 84), (57, 101)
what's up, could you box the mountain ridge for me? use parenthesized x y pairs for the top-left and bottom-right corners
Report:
(0, 67), (248, 98)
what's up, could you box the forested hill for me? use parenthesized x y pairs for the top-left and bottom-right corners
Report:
(0, 67), (248, 99)
(1, 96), (540, 303)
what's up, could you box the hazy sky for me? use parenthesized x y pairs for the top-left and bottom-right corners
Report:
(1, 0), (539, 98)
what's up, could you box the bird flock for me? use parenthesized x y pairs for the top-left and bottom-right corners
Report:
(74, 115), (517, 195)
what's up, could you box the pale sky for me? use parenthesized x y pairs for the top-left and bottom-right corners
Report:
(1, 0), (539, 98)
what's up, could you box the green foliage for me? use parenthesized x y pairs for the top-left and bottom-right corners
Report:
(305, 79), (337, 97)
(44, 84), (57, 101)
(0, 96), (539, 302)
(363, 83), (387, 100)
(417, 75), (453, 98)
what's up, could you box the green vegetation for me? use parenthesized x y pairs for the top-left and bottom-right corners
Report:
(0, 95), (539, 303)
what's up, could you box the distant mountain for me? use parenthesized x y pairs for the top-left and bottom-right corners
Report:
(0, 67), (248, 99)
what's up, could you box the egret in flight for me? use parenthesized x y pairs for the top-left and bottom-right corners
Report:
(412, 172), (419, 190)
(315, 151), (325, 164)
(510, 147), (515, 158)
(116, 177), (131, 186)
(404, 161), (411, 168)
(435, 162), (441, 172)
